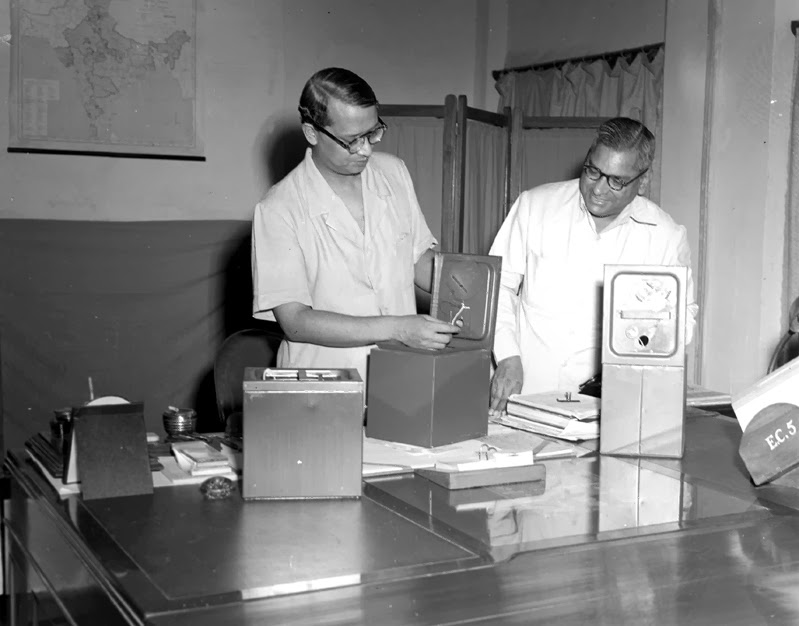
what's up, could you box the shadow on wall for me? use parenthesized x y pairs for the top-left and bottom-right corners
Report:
(189, 114), (307, 432)
(191, 120), (306, 433)
(254, 112), (308, 192)
(190, 223), (285, 433)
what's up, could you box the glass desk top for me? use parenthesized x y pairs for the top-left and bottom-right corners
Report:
(6, 411), (782, 614)
(365, 451), (770, 561)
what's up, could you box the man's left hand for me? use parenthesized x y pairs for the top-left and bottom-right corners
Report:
(489, 355), (523, 416)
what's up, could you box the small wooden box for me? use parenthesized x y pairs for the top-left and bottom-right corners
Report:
(366, 253), (501, 448)
(243, 368), (364, 499)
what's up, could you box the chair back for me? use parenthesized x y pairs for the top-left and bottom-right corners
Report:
(769, 333), (799, 373)
(768, 296), (799, 373)
(214, 326), (284, 430)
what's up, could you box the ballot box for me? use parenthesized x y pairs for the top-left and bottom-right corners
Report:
(366, 252), (501, 447)
(242, 367), (364, 499)
(599, 265), (688, 458)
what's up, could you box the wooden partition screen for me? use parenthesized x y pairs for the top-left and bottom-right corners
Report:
(381, 98), (604, 254)
(381, 96), (513, 254)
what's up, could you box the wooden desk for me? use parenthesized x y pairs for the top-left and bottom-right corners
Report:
(5, 410), (799, 625)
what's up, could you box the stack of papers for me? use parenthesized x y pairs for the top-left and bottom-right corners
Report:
(502, 392), (600, 441)
(686, 384), (731, 408)
(434, 450), (535, 472)
(362, 423), (587, 477)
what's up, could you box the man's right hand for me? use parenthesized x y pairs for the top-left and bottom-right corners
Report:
(489, 355), (523, 416)
(394, 315), (459, 350)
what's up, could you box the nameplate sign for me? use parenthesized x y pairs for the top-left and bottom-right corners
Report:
(73, 402), (153, 500)
(739, 402), (799, 485)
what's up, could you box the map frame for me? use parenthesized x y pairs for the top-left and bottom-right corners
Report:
(8, 0), (204, 160)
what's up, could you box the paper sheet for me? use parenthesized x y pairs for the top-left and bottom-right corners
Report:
(362, 422), (586, 477)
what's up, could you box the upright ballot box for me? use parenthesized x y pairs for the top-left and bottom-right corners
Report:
(366, 252), (501, 447)
(242, 367), (364, 499)
(599, 265), (688, 458)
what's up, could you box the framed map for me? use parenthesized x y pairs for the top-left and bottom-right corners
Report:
(9, 0), (202, 159)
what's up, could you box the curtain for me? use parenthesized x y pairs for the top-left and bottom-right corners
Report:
(786, 37), (799, 328)
(463, 120), (508, 254)
(496, 47), (664, 203)
(376, 117), (444, 241)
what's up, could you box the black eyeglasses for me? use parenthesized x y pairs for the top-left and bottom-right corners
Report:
(582, 162), (648, 192)
(308, 117), (387, 154)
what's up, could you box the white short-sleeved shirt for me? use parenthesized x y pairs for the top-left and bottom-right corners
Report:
(489, 178), (698, 394)
(252, 149), (436, 379)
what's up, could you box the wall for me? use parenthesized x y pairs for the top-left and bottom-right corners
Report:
(475, 0), (508, 111)
(700, 0), (793, 393)
(0, 0), (496, 222)
(660, 0), (710, 383)
(505, 0), (666, 67)
(664, 0), (793, 393)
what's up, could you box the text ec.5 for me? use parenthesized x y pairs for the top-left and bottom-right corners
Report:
(765, 419), (797, 451)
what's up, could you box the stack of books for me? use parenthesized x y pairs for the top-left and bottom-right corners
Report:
(25, 431), (163, 481)
(500, 392), (600, 441)
(171, 440), (232, 477)
(25, 433), (64, 478)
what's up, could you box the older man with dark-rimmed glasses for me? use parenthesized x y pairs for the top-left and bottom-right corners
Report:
(488, 117), (698, 414)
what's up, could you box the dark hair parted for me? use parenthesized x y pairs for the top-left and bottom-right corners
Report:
(589, 117), (655, 171)
(298, 68), (378, 127)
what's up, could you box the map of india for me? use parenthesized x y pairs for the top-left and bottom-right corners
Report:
(10, 0), (200, 156)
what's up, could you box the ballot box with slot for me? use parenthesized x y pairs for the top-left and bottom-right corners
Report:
(242, 367), (364, 499)
(366, 252), (501, 447)
(599, 265), (688, 458)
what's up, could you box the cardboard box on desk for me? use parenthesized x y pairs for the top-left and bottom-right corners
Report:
(600, 265), (688, 459)
(242, 367), (364, 500)
(366, 252), (501, 448)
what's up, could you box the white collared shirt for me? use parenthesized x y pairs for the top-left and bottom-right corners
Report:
(489, 178), (697, 394)
(252, 148), (435, 379)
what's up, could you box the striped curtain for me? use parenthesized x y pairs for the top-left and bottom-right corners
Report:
(463, 120), (508, 255)
(496, 47), (664, 203)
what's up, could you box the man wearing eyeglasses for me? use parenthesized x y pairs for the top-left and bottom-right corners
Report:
(488, 117), (698, 414)
(251, 67), (458, 379)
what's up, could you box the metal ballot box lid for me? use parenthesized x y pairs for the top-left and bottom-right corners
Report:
(374, 252), (501, 354)
(601, 264), (688, 367)
(375, 252), (501, 353)
(430, 252), (501, 351)
(243, 367), (364, 391)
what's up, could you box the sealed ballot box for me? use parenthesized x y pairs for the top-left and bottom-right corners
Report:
(243, 367), (364, 499)
(600, 265), (688, 458)
(366, 252), (501, 448)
